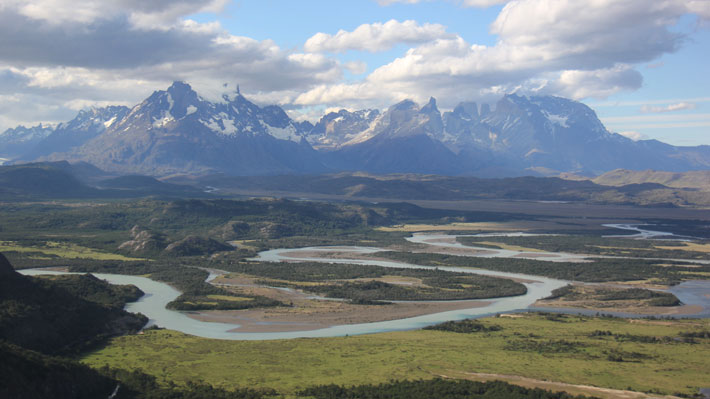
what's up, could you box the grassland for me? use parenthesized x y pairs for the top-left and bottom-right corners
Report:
(457, 235), (710, 260)
(81, 313), (710, 397)
(0, 240), (143, 261)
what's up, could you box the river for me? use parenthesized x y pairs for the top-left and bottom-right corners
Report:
(19, 225), (710, 340)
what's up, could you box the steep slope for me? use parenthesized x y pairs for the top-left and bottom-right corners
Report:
(6, 83), (709, 177)
(442, 95), (708, 175)
(0, 253), (146, 355)
(60, 82), (326, 175)
(306, 108), (379, 149)
(0, 162), (100, 199)
(325, 98), (480, 174)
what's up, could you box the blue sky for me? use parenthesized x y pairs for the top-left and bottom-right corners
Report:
(0, 0), (708, 145)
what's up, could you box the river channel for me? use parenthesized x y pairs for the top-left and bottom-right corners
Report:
(19, 226), (710, 340)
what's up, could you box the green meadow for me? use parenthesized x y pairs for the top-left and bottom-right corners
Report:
(81, 313), (710, 397)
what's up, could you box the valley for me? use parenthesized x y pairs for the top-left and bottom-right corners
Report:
(2, 2), (709, 398)
(2, 192), (709, 398)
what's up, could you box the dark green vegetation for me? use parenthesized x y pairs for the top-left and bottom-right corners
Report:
(298, 378), (592, 399)
(588, 329), (705, 344)
(63, 259), (284, 311)
(4, 162), (710, 207)
(36, 273), (144, 309)
(546, 285), (681, 307)
(217, 261), (526, 301)
(378, 251), (710, 285)
(424, 319), (502, 333)
(0, 341), (117, 399)
(172, 171), (710, 207)
(458, 234), (710, 259)
(0, 197), (495, 260)
(0, 253), (146, 355)
(0, 197), (536, 308)
(0, 341), (278, 399)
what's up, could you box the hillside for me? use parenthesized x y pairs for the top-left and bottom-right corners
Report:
(175, 172), (710, 208)
(592, 169), (710, 191)
(0, 253), (146, 355)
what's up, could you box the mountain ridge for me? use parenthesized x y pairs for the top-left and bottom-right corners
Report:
(1, 81), (708, 177)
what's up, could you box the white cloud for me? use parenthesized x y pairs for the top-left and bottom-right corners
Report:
(304, 20), (451, 53)
(543, 65), (643, 99)
(1, 0), (709, 134)
(641, 102), (697, 113)
(13, 0), (229, 27)
(298, 0), (708, 111)
(618, 131), (647, 141)
(344, 61), (368, 75)
(0, 1), (346, 131)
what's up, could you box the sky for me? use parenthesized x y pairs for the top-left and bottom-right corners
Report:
(0, 0), (709, 146)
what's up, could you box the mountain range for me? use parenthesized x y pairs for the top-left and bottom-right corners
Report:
(1, 81), (708, 177)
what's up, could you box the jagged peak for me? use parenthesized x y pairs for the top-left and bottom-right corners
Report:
(390, 99), (418, 112)
(167, 80), (194, 94)
(420, 97), (439, 114)
(453, 102), (479, 119)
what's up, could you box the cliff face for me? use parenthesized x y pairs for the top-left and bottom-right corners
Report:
(0, 252), (13, 275)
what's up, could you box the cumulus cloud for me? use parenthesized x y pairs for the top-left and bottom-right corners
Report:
(641, 102), (697, 113)
(0, 0), (346, 131)
(298, 0), (708, 111)
(304, 20), (451, 53)
(11, 0), (229, 26)
(1, 0), (709, 133)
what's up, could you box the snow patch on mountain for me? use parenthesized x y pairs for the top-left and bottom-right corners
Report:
(103, 116), (118, 128)
(543, 111), (569, 128)
(265, 124), (301, 142)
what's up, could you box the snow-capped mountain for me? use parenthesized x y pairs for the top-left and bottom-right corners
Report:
(0, 123), (54, 158)
(439, 94), (709, 175)
(50, 82), (325, 175)
(7, 81), (709, 177)
(306, 108), (379, 149)
(22, 106), (131, 161)
(318, 94), (709, 176)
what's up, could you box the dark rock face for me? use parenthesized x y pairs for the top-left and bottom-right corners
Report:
(118, 225), (167, 255)
(0, 252), (13, 275)
(164, 235), (233, 256)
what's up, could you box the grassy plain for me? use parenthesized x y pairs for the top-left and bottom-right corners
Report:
(0, 240), (143, 261)
(82, 313), (710, 397)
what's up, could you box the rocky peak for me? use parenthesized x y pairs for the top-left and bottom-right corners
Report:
(453, 102), (479, 121)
